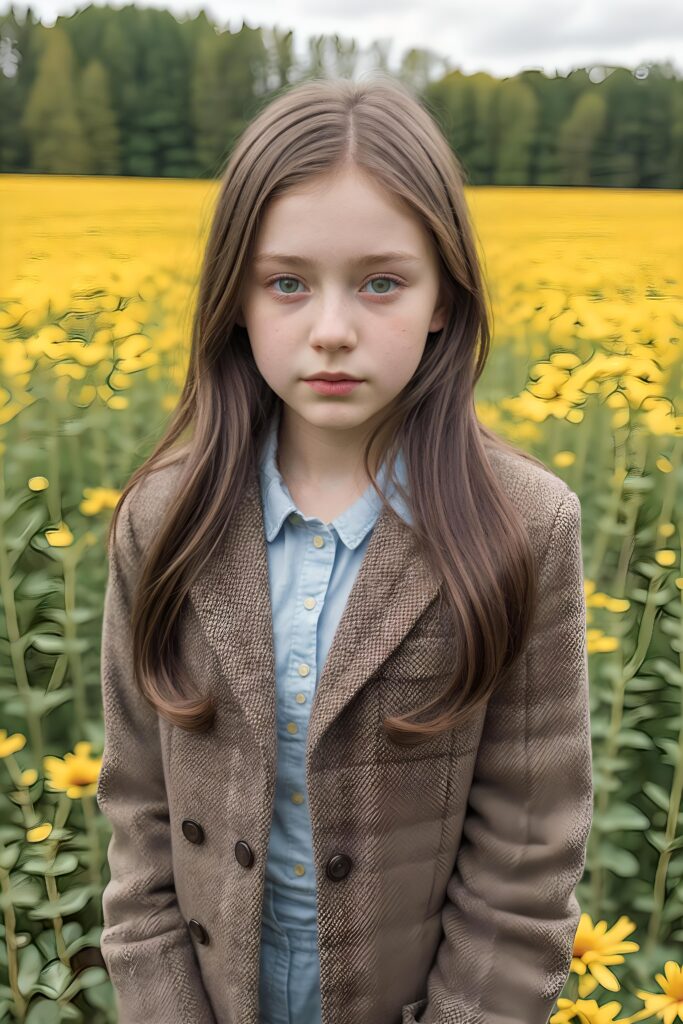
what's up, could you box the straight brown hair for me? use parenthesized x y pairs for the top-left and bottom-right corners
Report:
(107, 72), (548, 744)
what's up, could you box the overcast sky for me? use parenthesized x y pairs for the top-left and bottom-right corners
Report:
(3, 0), (682, 79)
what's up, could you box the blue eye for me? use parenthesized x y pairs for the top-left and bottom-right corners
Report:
(272, 276), (303, 295)
(268, 274), (404, 298)
(364, 276), (400, 295)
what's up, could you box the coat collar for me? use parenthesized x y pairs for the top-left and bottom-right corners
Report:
(188, 452), (443, 777)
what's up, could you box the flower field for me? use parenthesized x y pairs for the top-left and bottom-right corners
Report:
(0, 174), (681, 1022)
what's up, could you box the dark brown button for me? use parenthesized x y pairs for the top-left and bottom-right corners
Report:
(181, 819), (205, 844)
(326, 852), (352, 881)
(188, 919), (209, 944)
(235, 840), (255, 868)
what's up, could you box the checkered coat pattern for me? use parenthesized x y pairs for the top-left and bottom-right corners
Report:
(96, 444), (593, 1024)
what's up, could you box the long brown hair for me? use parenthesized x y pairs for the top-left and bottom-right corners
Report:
(107, 72), (547, 743)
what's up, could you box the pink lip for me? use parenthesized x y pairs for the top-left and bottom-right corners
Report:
(304, 379), (363, 396)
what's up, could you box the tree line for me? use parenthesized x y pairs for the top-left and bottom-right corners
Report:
(0, 3), (681, 187)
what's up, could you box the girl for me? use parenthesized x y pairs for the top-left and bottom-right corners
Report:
(97, 73), (593, 1024)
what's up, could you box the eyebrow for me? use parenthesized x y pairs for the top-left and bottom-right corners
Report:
(252, 250), (420, 267)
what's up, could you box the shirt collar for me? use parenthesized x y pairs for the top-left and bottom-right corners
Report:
(257, 406), (412, 549)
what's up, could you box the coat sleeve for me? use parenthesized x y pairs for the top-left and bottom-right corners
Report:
(96, 490), (218, 1024)
(403, 487), (594, 1024)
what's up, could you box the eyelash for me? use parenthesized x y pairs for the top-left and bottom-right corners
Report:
(265, 273), (405, 301)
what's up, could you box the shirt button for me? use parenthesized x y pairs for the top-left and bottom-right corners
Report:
(304, 596), (316, 609)
(298, 663), (310, 676)
(293, 864), (306, 877)
(295, 692), (306, 703)
(286, 722), (298, 734)
(289, 512), (302, 524)
(291, 791), (305, 805)
(313, 535), (324, 548)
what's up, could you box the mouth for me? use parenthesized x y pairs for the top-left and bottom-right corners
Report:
(303, 377), (364, 394)
(303, 374), (364, 382)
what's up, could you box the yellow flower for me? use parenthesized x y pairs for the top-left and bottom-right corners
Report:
(28, 475), (49, 491)
(26, 822), (53, 842)
(634, 961), (683, 1022)
(604, 598), (630, 613)
(587, 629), (620, 654)
(554, 450), (576, 467)
(0, 730), (26, 758)
(570, 913), (639, 997)
(655, 549), (677, 567)
(45, 521), (74, 547)
(43, 741), (102, 799)
(551, 996), (630, 1022)
(80, 486), (122, 516)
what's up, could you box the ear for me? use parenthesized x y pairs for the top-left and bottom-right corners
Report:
(428, 298), (448, 334)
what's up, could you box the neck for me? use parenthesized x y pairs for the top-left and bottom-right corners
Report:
(275, 405), (384, 493)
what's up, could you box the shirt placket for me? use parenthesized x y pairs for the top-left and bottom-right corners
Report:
(280, 512), (336, 889)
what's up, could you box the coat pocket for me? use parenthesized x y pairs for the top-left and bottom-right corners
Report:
(377, 632), (454, 761)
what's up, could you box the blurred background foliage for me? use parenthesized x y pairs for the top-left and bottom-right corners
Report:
(0, 3), (681, 186)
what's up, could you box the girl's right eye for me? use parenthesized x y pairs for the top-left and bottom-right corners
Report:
(269, 276), (302, 296)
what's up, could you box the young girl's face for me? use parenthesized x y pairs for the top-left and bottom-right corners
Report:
(238, 162), (447, 438)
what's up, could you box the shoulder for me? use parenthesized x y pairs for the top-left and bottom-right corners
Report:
(113, 449), (189, 562)
(485, 441), (582, 560)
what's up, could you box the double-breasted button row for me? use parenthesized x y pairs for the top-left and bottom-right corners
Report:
(181, 819), (257, 868)
(181, 819), (353, 944)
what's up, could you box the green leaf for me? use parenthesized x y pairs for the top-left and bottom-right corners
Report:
(25, 998), (62, 1024)
(646, 829), (671, 854)
(18, 573), (64, 599)
(0, 875), (42, 910)
(622, 475), (655, 492)
(3, 687), (74, 717)
(643, 781), (672, 813)
(17, 943), (42, 996)
(42, 607), (98, 626)
(0, 845), (20, 871)
(595, 840), (639, 876)
(60, 965), (110, 1001)
(593, 803), (649, 831)
(22, 853), (79, 877)
(617, 729), (652, 750)
(36, 957), (72, 998)
(29, 634), (66, 654)
(655, 737), (683, 766)
(28, 885), (92, 919)
(646, 659), (683, 687)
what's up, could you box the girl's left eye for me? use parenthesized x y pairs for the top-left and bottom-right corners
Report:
(266, 275), (404, 298)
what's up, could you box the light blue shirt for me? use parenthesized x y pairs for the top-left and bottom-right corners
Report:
(257, 404), (412, 919)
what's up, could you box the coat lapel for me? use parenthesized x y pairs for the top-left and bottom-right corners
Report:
(188, 458), (443, 773)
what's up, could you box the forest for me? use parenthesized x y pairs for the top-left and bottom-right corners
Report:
(0, 3), (681, 187)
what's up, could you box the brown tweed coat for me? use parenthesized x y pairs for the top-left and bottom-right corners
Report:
(96, 443), (593, 1024)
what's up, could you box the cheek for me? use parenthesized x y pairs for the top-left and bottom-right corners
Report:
(375, 316), (427, 379)
(250, 332), (289, 380)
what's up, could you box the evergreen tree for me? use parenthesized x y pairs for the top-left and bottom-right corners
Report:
(78, 58), (121, 176)
(21, 24), (91, 174)
(557, 91), (607, 186)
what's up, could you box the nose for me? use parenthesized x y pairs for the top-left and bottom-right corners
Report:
(308, 291), (358, 351)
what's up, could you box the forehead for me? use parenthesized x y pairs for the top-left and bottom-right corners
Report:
(254, 172), (432, 267)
